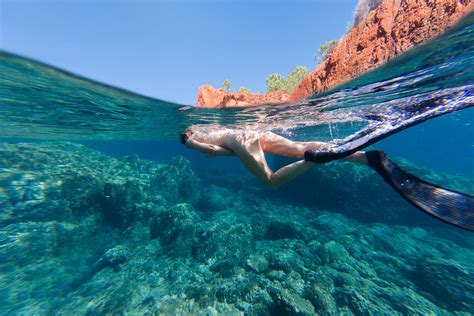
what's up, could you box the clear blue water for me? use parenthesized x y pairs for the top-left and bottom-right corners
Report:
(0, 13), (473, 315)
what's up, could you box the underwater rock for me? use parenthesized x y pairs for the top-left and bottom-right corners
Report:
(99, 179), (143, 229)
(252, 211), (315, 242)
(93, 245), (129, 272)
(197, 185), (231, 212)
(316, 241), (350, 264)
(0, 144), (103, 226)
(266, 282), (315, 316)
(246, 254), (269, 274)
(333, 282), (446, 314)
(193, 218), (253, 265)
(0, 221), (68, 267)
(0, 142), (179, 227)
(267, 246), (305, 274)
(1, 142), (473, 314)
(151, 156), (200, 205)
(333, 287), (383, 314)
(213, 273), (256, 303)
(311, 212), (359, 236)
(304, 283), (337, 314)
(150, 203), (198, 258)
(413, 257), (474, 312)
(264, 220), (300, 240)
(210, 258), (239, 277)
(251, 214), (269, 240)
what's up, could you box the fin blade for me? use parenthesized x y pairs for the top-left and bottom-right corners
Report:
(305, 98), (473, 163)
(366, 150), (474, 231)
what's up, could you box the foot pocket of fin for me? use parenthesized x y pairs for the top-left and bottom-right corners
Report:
(304, 150), (350, 163)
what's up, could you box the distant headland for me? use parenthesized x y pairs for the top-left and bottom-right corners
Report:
(196, 0), (474, 108)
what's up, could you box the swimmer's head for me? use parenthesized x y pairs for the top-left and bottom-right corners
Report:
(179, 129), (194, 144)
(179, 132), (188, 144)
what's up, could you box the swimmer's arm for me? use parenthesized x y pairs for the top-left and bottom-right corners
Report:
(185, 139), (234, 157)
(207, 144), (235, 157)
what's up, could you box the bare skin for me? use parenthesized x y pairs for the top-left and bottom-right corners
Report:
(182, 128), (367, 188)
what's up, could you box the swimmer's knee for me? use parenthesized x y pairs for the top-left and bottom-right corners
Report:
(262, 175), (281, 189)
(259, 174), (272, 187)
(263, 181), (279, 189)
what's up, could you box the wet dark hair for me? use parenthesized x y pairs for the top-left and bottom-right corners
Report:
(179, 132), (189, 144)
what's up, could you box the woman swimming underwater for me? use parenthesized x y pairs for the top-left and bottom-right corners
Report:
(180, 127), (367, 188)
(180, 126), (474, 231)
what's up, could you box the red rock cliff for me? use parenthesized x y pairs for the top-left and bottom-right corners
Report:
(196, 85), (288, 108)
(289, 0), (474, 100)
(197, 0), (473, 107)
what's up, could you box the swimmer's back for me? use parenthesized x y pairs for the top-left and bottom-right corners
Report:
(192, 128), (260, 149)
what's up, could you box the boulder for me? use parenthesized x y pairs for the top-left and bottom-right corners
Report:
(150, 203), (198, 258)
(193, 220), (253, 265)
(151, 156), (201, 205)
(413, 257), (474, 312)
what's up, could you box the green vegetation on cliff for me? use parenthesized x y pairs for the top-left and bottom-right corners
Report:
(221, 79), (231, 92)
(219, 80), (252, 94)
(238, 86), (252, 93)
(265, 73), (285, 93)
(265, 66), (310, 94)
(316, 39), (338, 64)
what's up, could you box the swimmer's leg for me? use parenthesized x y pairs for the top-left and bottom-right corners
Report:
(341, 151), (368, 165)
(231, 135), (316, 188)
(260, 132), (326, 158)
(261, 132), (368, 166)
(268, 160), (316, 188)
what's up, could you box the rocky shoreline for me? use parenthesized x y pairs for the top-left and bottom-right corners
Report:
(196, 85), (289, 109)
(1, 142), (473, 314)
(196, 0), (474, 108)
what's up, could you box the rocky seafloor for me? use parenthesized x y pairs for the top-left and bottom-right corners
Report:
(0, 142), (473, 315)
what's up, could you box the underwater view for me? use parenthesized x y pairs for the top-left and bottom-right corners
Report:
(1, 10), (474, 316)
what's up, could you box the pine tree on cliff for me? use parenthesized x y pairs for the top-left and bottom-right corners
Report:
(221, 79), (231, 92)
(266, 66), (309, 94)
(238, 87), (252, 94)
(283, 66), (310, 94)
(266, 74), (284, 93)
(315, 40), (338, 64)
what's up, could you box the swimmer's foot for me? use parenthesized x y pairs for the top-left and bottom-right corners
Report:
(304, 150), (348, 163)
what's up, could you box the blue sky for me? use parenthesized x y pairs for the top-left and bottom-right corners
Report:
(1, 0), (357, 105)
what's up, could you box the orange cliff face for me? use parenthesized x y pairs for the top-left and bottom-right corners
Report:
(289, 0), (474, 101)
(196, 85), (288, 108)
(196, 0), (474, 108)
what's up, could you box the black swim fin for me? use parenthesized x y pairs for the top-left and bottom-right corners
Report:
(365, 150), (474, 231)
(304, 96), (473, 164)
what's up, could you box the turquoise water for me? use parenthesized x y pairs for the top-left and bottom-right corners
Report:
(0, 14), (473, 314)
